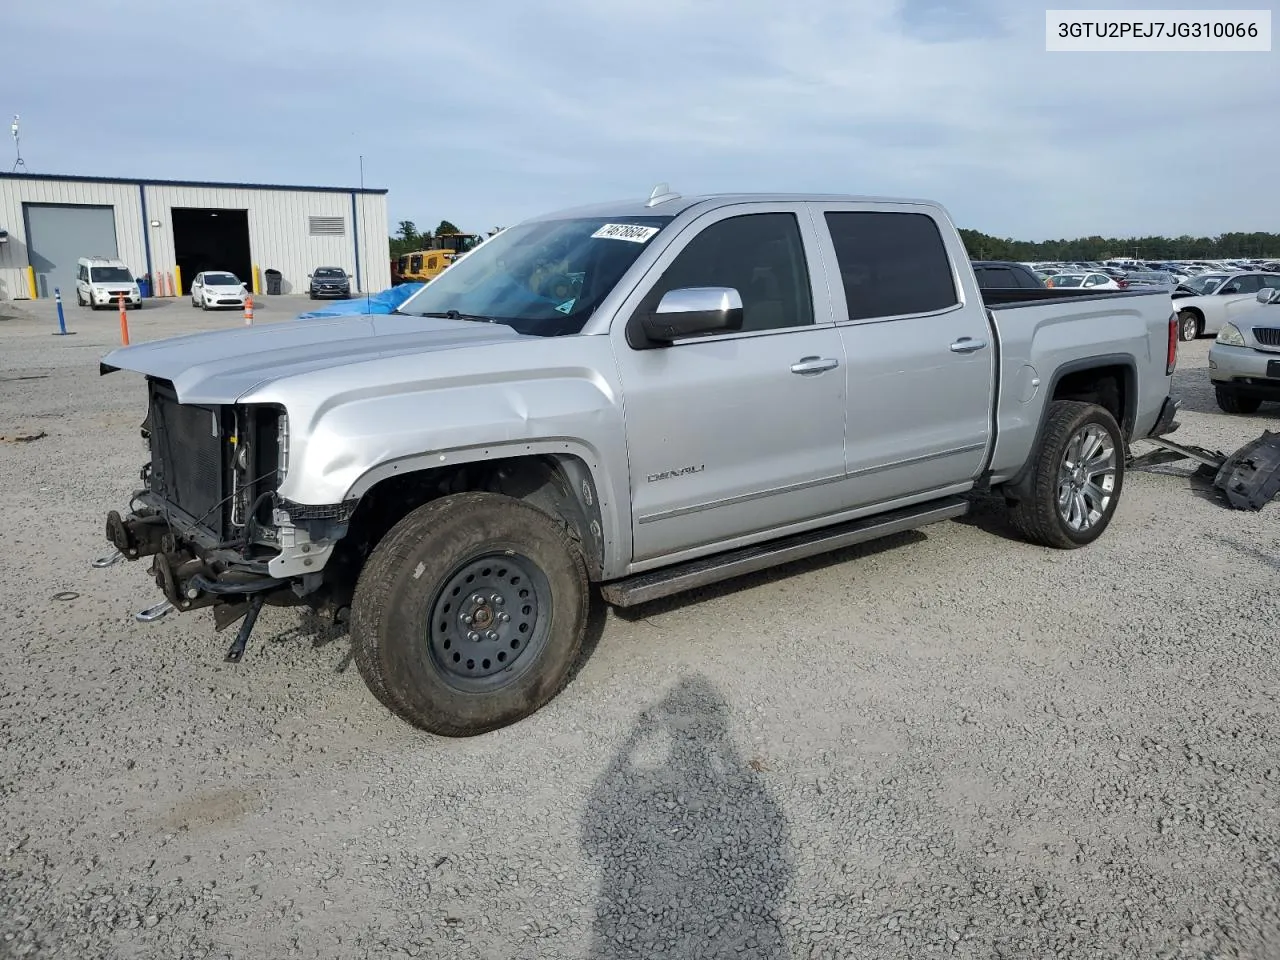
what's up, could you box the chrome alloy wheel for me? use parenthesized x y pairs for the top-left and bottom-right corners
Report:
(1056, 423), (1117, 533)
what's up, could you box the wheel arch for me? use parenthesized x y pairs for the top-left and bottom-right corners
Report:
(999, 355), (1135, 504)
(338, 445), (617, 583)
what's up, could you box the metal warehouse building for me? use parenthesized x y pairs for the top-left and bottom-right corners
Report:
(0, 172), (390, 302)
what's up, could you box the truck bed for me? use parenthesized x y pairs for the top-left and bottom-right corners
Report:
(982, 287), (1172, 308)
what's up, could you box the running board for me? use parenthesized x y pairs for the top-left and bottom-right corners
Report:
(600, 497), (969, 608)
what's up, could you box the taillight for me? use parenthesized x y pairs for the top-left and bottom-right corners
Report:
(1167, 312), (1178, 375)
(1117, 279), (1129, 288)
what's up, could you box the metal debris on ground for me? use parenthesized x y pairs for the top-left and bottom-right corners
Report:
(0, 427), (47, 443)
(1132, 430), (1280, 511)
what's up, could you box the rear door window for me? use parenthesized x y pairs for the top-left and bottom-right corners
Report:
(823, 212), (958, 320)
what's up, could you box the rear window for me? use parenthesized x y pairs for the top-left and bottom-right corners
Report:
(974, 267), (1016, 289)
(824, 212), (958, 320)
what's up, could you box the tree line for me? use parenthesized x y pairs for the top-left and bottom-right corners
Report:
(389, 219), (1280, 263)
(390, 220), (505, 258)
(959, 228), (1280, 263)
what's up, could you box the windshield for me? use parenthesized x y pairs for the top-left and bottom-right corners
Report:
(204, 273), (239, 286)
(314, 267), (346, 278)
(1181, 275), (1225, 295)
(90, 267), (132, 283)
(397, 216), (673, 336)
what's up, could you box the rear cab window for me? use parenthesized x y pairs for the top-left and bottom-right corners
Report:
(821, 211), (959, 321)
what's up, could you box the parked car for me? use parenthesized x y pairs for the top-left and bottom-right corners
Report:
(76, 257), (141, 310)
(308, 266), (352, 300)
(1208, 287), (1280, 413)
(1123, 271), (1178, 289)
(970, 260), (1045, 289)
(1046, 272), (1124, 290)
(190, 272), (248, 310)
(1171, 272), (1280, 341)
(97, 189), (1179, 736)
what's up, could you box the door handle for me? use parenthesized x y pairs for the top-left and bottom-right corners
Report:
(950, 337), (987, 354)
(790, 356), (840, 375)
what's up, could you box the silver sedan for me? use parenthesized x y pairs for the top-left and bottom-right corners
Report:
(1208, 288), (1280, 413)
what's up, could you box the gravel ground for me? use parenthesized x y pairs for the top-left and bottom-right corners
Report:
(1, 297), (1278, 960)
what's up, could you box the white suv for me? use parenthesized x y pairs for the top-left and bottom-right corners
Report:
(76, 257), (141, 310)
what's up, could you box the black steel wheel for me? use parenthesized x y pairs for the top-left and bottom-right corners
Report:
(426, 553), (552, 692)
(350, 492), (589, 736)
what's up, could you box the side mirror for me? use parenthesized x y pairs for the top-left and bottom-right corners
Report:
(1258, 287), (1280, 304)
(640, 287), (744, 344)
(306, 273), (312, 279)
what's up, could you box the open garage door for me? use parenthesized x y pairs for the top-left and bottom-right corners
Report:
(25, 204), (118, 298)
(172, 208), (250, 295)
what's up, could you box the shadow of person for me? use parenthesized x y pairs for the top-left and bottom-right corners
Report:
(580, 675), (792, 958)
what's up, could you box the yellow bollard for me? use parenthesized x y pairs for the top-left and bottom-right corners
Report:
(173, 265), (182, 299)
(252, 264), (262, 295)
(25, 265), (37, 299)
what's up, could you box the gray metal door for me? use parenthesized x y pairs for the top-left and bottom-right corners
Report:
(25, 204), (118, 298)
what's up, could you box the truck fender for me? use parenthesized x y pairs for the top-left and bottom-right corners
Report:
(1000, 355), (1137, 502)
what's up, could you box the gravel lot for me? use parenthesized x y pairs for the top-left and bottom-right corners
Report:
(2, 295), (1278, 960)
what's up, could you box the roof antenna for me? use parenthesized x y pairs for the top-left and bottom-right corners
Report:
(11, 114), (26, 173)
(646, 182), (681, 207)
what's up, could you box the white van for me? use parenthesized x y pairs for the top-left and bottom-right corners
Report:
(76, 257), (141, 309)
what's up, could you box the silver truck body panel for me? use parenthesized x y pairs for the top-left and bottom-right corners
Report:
(100, 191), (1177, 584)
(985, 292), (1174, 482)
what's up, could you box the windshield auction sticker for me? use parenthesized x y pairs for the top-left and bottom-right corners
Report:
(591, 223), (660, 243)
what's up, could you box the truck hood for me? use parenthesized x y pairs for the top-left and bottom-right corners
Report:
(99, 312), (524, 404)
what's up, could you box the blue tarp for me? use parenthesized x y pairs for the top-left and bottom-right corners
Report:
(295, 283), (425, 319)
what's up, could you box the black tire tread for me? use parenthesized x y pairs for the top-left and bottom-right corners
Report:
(1214, 386), (1261, 415)
(349, 491), (588, 736)
(1009, 400), (1124, 550)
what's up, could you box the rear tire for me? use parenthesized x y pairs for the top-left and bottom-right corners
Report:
(1178, 310), (1201, 341)
(1215, 386), (1262, 415)
(1008, 400), (1125, 549)
(350, 492), (589, 736)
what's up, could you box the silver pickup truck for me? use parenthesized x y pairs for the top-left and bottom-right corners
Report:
(98, 188), (1181, 736)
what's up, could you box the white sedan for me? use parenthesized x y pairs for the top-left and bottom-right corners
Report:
(1045, 272), (1122, 290)
(1171, 272), (1280, 341)
(190, 271), (248, 310)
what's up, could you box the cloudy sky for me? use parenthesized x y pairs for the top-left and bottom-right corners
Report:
(8, 0), (1277, 240)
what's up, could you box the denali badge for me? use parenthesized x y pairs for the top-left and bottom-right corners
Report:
(647, 464), (705, 483)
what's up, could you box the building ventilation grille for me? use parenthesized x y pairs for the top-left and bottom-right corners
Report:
(308, 216), (345, 236)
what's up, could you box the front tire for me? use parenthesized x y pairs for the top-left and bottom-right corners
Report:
(1215, 386), (1262, 415)
(350, 492), (589, 736)
(1178, 310), (1201, 341)
(1009, 400), (1125, 549)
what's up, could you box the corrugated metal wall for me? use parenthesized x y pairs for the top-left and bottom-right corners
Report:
(0, 178), (147, 300)
(0, 176), (390, 300)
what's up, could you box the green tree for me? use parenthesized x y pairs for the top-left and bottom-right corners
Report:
(434, 219), (461, 237)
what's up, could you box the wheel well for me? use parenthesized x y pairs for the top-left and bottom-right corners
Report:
(1051, 364), (1130, 436)
(322, 454), (605, 607)
(1000, 360), (1134, 506)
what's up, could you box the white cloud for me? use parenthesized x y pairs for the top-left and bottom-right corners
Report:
(5, 0), (1277, 239)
